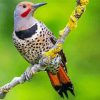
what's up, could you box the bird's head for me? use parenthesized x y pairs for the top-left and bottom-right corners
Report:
(14, 1), (47, 18)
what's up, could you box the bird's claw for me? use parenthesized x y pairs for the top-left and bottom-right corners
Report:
(24, 67), (33, 80)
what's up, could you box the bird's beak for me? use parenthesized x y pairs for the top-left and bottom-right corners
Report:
(32, 2), (47, 9)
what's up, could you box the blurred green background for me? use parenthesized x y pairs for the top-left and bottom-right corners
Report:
(0, 0), (100, 100)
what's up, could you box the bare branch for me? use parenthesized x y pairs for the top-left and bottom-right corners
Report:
(0, 63), (46, 99)
(0, 55), (60, 99)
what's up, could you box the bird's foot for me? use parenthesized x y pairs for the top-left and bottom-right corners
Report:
(24, 67), (33, 80)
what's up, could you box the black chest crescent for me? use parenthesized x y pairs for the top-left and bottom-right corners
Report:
(15, 24), (37, 40)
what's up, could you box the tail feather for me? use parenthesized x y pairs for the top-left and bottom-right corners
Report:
(47, 65), (74, 98)
(58, 65), (75, 96)
(57, 66), (71, 84)
(47, 72), (61, 86)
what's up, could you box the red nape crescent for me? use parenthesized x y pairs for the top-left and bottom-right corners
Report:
(21, 8), (31, 17)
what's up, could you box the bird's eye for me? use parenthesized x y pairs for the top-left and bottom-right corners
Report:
(23, 4), (26, 8)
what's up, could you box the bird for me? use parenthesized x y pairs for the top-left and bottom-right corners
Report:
(13, 1), (74, 98)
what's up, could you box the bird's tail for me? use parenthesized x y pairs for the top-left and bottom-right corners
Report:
(47, 64), (74, 98)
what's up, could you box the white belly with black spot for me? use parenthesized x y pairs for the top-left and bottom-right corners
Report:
(13, 23), (54, 64)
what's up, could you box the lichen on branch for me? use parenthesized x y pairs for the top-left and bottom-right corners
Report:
(44, 0), (89, 59)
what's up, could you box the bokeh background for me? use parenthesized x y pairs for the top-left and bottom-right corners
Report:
(0, 0), (100, 100)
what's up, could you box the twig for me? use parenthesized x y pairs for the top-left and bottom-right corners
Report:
(0, 62), (47, 99)
(43, 0), (89, 58)
(0, 0), (89, 99)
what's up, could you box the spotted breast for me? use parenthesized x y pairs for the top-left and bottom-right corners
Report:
(13, 22), (55, 64)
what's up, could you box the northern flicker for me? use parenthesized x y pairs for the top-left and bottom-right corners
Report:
(13, 1), (74, 98)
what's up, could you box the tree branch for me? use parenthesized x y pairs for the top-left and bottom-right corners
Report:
(0, 0), (89, 99)
(43, 0), (89, 58)
(0, 63), (47, 99)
